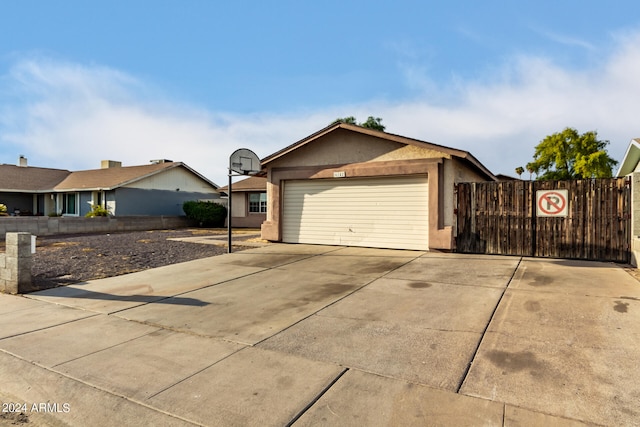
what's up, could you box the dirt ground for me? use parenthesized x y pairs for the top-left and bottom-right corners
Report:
(22, 229), (256, 291)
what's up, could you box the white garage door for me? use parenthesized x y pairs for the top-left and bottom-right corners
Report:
(282, 176), (429, 250)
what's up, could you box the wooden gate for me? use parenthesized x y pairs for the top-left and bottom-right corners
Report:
(455, 178), (631, 262)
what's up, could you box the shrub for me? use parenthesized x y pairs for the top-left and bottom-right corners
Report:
(0, 203), (7, 216)
(85, 204), (110, 218)
(183, 201), (227, 227)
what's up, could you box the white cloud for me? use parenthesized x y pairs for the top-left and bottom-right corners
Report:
(381, 31), (640, 175)
(1, 31), (640, 185)
(0, 58), (334, 185)
(533, 27), (597, 51)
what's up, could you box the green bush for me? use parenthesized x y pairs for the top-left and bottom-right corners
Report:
(183, 201), (227, 227)
(85, 204), (110, 217)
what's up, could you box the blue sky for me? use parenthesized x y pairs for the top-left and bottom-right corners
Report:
(1, 1), (640, 184)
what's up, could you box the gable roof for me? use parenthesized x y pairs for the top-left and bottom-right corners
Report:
(0, 164), (71, 192)
(1, 161), (218, 193)
(616, 138), (640, 177)
(261, 122), (497, 180)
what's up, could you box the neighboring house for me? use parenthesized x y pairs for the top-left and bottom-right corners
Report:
(616, 138), (640, 177)
(260, 122), (496, 251)
(218, 176), (267, 228)
(0, 158), (220, 217)
(495, 174), (520, 181)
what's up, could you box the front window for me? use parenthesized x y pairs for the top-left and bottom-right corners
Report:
(63, 193), (78, 215)
(248, 192), (267, 213)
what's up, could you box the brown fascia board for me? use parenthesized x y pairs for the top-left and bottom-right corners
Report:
(261, 122), (497, 181)
(261, 122), (346, 164)
(220, 185), (266, 192)
(454, 152), (498, 181)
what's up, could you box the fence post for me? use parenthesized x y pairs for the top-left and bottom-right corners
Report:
(1, 232), (32, 294)
(530, 180), (537, 257)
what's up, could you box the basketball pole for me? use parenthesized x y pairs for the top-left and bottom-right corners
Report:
(227, 169), (232, 253)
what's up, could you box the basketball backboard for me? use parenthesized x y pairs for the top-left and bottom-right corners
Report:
(229, 148), (261, 175)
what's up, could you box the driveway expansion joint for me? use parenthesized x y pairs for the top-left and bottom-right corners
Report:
(285, 367), (349, 427)
(456, 257), (523, 393)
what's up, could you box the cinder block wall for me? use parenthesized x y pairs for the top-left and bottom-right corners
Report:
(0, 232), (32, 294)
(0, 216), (194, 239)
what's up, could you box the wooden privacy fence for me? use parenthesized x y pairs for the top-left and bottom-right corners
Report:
(455, 178), (631, 262)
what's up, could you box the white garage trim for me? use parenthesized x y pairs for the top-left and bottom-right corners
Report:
(282, 175), (429, 250)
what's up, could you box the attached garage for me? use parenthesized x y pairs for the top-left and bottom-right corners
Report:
(260, 123), (496, 251)
(282, 176), (429, 250)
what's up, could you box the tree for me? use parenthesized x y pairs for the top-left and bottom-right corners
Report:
(331, 116), (386, 132)
(360, 116), (385, 131)
(332, 116), (357, 125)
(526, 128), (618, 180)
(515, 166), (524, 179)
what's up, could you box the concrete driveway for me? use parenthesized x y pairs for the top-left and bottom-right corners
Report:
(0, 244), (639, 426)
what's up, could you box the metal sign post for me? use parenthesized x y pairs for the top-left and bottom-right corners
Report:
(227, 149), (261, 253)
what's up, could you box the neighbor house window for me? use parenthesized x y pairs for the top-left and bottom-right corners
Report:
(62, 193), (78, 215)
(248, 192), (267, 213)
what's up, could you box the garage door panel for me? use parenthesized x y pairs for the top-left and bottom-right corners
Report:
(282, 176), (429, 251)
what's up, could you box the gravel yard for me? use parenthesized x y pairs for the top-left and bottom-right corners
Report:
(25, 229), (257, 291)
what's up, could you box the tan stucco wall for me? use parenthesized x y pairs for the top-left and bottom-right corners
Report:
(443, 158), (490, 227)
(262, 158), (453, 250)
(231, 193), (246, 218)
(228, 192), (266, 228)
(269, 128), (451, 168)
(262, 130), (490, 251)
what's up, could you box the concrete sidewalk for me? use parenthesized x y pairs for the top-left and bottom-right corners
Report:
(1, 244), (639, 426)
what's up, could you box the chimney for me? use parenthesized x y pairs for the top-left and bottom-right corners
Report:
(18, 155), (27, 167)
(101, 160), (122, 169)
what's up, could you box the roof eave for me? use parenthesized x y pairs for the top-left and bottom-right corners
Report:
(261, 122), (497, 181)
(616, 138), (640, 177)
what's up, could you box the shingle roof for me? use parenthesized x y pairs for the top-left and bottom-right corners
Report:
(0, 164), (70, 192)
(54, 162), (179, 191)
(218, 176), (266, 192)
(261, 122), (497, 181)
(0, 161), (219, 192)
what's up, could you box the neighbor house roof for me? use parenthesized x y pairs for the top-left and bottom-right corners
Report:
(1, 161), (219, 193)
(0, 164), (71, 192)
(218, 176), (267, 193)
(616, 138), (640, 177)
(261, 122), (497, 181)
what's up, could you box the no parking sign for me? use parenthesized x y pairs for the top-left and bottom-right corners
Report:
(536, 190), (569, 217)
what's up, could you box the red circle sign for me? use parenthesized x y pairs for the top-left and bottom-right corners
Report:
(538, 191), (567, 215)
